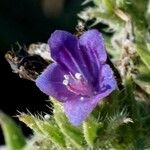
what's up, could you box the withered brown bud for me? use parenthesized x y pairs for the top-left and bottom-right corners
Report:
(5, 43), (50, 81)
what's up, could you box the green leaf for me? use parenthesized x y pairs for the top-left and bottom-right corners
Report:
(116, 0), (126, 8)
(137, 44), (150, 71)
(137, 73), (150, 82)
(101, 0), (114, 12)
(52, 98), (85, 149)
(145, 0), (150, 26)
(0, 112), (26, 150)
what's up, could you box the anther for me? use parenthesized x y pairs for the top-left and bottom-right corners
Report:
(75, 73), (82, 80)
(63, 80), (69, 86)
(64, 75), (69, 80)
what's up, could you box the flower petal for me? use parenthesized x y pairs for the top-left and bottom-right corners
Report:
(36, 63), (77, 102)
(64, 64), (117, 126)
(48, 30), (81, 74)
(98, 64), (117, 93)
(64, 89), (113, 126)
(79, 30), (107, 82)
(79, 29), (107, 63)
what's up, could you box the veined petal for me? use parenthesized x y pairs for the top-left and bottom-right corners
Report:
(36, 63), (77, 102)
(48, 30), (81, 74)
(79, 29), (107, 63)
(48, 30), (95, 82)
(79, 30), (107, 81)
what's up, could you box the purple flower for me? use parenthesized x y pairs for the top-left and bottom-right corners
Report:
(36, 29), (117, 126)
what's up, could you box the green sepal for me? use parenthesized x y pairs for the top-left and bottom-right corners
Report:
(83, 117), (103, 146)
(35, 119), (66, 148)
(18, 113), (42, 133)
(18, 113), (66, 148)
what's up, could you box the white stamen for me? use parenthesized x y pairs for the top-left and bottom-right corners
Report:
(75, 73), (82, 80)
(63, 80), (69, 86)
(80, 97), (84, 101)
(64, 74), (69, 80)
